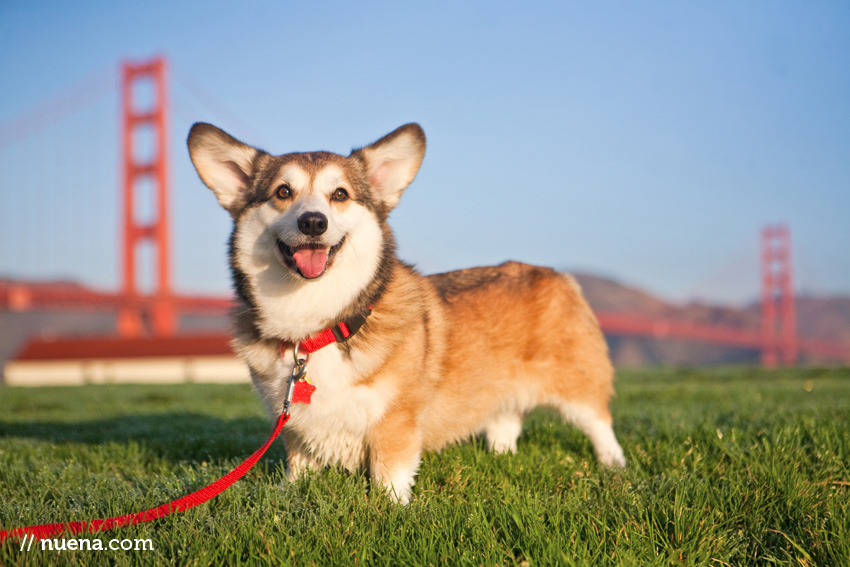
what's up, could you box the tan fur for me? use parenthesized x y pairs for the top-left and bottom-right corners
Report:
(187, 122), (624, 503)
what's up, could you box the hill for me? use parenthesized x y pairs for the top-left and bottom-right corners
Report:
(573, 273), (850, 367)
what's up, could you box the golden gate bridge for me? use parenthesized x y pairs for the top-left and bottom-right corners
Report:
(1, 56), (848, 372)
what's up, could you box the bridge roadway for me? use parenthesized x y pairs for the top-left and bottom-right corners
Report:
(2, 282), (848, 364)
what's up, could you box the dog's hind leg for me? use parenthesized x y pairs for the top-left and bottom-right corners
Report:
(556, 402), (626, 468)
(484, 412), (523, 454)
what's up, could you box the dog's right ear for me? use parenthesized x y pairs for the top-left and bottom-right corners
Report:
(187, 123), (263, 211)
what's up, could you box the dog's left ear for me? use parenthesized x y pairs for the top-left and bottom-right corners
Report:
(352, 123), (426, 211)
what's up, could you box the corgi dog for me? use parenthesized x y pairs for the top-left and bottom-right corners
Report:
(187, 122), (625, 503)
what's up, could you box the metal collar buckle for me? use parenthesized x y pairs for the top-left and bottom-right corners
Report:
(283, 344), (310, 416)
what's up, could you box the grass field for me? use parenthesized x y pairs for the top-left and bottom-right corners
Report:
(1, 367), (848, 566)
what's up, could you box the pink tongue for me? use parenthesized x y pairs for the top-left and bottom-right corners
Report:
(292, 247), (329, 279)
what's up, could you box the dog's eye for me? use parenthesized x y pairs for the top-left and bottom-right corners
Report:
(275, 184), (292, 200)
(332, 188), (349, 202)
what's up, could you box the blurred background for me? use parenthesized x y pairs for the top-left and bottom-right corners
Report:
(1, 1), (849, 379)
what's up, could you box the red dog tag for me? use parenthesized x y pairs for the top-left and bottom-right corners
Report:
(292, 380), (316, 404)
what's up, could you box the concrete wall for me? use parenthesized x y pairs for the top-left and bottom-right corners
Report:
(4, 355), (250, 386)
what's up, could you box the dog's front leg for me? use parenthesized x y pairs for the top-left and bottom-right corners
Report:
(368, 408), (423, 504)
(282, 429), (322, 483)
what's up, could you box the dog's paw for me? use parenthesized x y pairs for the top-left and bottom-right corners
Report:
(376, 483), (412, 505)
(598, 444), (627, 468)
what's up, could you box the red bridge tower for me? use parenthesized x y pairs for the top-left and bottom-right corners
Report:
(118, 57), (175, 337)
(760, 224), (796, 367)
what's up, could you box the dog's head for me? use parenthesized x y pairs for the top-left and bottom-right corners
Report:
(188, 123), (425, 338)
(188, 123), (425, 279)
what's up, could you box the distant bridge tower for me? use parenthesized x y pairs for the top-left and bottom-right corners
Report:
(118, 56), (175, 337)
(760, 224), (796, 367)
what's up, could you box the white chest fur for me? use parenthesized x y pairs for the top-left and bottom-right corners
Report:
(276, 345), (396, 471)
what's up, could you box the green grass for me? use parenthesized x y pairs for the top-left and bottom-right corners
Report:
(1, 367), (848, 566)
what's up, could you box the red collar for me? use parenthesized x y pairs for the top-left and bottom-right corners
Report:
(281, 306), (372, 355)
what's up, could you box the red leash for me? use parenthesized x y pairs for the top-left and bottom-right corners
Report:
(0, 312), (367, 545)
(0, 412), (289, 544)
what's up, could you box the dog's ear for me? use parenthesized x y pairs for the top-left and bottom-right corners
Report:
(187, 123), (264, 211)
(352, 123), (426, 211)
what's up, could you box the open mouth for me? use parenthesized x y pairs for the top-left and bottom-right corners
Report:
(276, 238), (345, 279)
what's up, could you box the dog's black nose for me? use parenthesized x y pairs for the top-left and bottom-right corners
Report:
(298, 212), (328, 236)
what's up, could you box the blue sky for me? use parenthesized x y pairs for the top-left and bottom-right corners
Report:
(1, 1), (848, 305)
